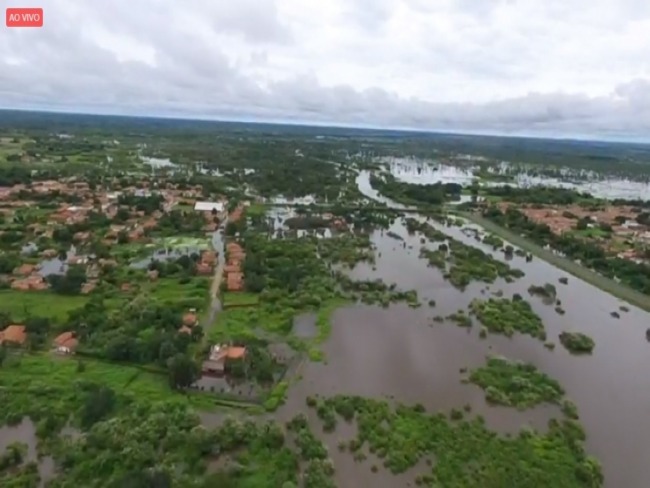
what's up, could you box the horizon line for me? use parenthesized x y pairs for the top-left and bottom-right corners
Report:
(1, 106), (649, 146)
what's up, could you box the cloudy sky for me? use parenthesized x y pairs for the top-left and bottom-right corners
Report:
(2, 0), (650, 139)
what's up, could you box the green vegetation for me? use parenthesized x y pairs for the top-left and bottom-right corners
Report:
(468, 357), (564, 409)
(446, 309), (472, 327)
(370, 173), (462, 206)
(528, 283), (558, 301)
(480, 206), (650, 297)
(456, 210), (650, 312)
(0, 290), (89, 322)
(0, 354), (215, 414)
(559, 332), (596, 354)
(0, 442), (40, 487)
(470, 296), (546, 339)
(222, 291), (259, 308)
(307, 395), (602, 487)
(412, 220), (524, 290)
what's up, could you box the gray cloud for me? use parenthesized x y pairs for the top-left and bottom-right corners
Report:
(1, 0), (650, 140)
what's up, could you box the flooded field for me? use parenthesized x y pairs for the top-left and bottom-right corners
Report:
(0, 418), (55, 486)
(381, 157), (650, 200)
(272, 175), (650, 488)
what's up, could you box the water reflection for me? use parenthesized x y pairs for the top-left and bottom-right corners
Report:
(0, 418), (55, 486)
(379, 157), (650, 200)
(347, 173), (650, 487)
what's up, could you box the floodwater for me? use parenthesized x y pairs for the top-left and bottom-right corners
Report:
(130, 246), (203, 269)
(0, 418), (55, 486)
(380, 157), (650, 200)
(292, 312), (317, 338)
(274, 173), (650, 488)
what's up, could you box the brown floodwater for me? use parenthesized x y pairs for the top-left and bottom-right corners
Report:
(277, 213), (650, 488)
(0, 418), (56, 486)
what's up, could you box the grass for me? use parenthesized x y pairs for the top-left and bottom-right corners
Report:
(157, 236), (211, 250)
(222, 291), (259, 308)
(571, 228), (610, 239)
(0, 290), (89, 322)
(246, 203), (268, 218)
(148, 277), (210, 304)
(0, 354), (216, 410)
(455, 210), (650, 312)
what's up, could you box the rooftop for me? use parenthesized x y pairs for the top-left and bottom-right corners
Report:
(0, 325), (27, 345)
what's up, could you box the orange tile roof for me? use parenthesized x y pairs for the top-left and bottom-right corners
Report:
(227, 347), (246, 359)
(54, 331), (74, 346)
(0, 325), (26, 345)
(182, 312), (197, 326)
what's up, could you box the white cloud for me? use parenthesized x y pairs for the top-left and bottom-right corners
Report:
(2, 0), (650, 139)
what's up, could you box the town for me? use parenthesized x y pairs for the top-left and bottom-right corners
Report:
(2, 113), (649, 487)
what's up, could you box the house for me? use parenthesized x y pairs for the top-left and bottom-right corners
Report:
(227, 272), (244, 291)
(53, 331), (78, 354)
(196, 263), (213, 276)
(194, 201), (225, 213)
(81, 282), (97, 294)
(201, 250), (217, 265)
(13, 263), (36, 276)
(11, 274), (48, 291)
(182, 311), (198, 327)
(178, 325), (193, 335)
(201, 344), (247, 376)
(0, 325), (27, 346)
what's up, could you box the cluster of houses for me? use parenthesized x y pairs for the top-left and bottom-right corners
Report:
(225, 242), (245, 291)
(9, 263), (48, 291)
(0, 325), (78, 354)
(0, 176), (238, 294)
(0, 177), (214, 249)
(497, 202), (650, 263)
(224, 204), (247, 292)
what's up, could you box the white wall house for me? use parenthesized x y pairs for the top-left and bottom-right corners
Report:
(194, 201), (225, 212)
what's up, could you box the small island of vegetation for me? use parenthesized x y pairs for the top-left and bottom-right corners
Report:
(559, 332), (596, 354)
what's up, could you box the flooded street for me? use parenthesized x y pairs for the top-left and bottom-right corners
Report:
(275, 171), (650, 488)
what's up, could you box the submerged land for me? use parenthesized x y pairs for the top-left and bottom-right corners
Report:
(0, 110), (649, 487)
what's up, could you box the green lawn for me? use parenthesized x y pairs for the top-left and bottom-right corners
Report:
(0, 290), (88, 322)
(0, 354), (216, 410)
(222, 291), (259, 308)
(149, 277), (210, 303)
(571, 227), (610, 239)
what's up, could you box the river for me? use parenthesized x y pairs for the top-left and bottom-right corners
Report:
(274, 171), (650, 488)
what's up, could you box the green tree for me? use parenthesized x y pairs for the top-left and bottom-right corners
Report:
(167, 353), (199, 390)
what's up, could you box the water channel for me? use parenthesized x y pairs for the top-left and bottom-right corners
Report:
(274, 171), (650, 488)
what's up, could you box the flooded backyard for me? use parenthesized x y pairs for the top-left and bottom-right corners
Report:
(272, 173), (650, 488)
(0, 418), (56, 486)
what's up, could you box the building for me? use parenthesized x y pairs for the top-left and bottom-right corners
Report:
(182, 310), (198, 327)
(0, 325), (27, 346)
(201, 344), (247, 376)
(53, 331), (78, 355)
(194, 201), (225, 212)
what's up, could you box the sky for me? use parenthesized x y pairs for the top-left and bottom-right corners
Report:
(2, 0), (650, 139)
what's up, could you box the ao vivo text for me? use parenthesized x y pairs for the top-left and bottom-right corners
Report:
(6, 8), (43, 27)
